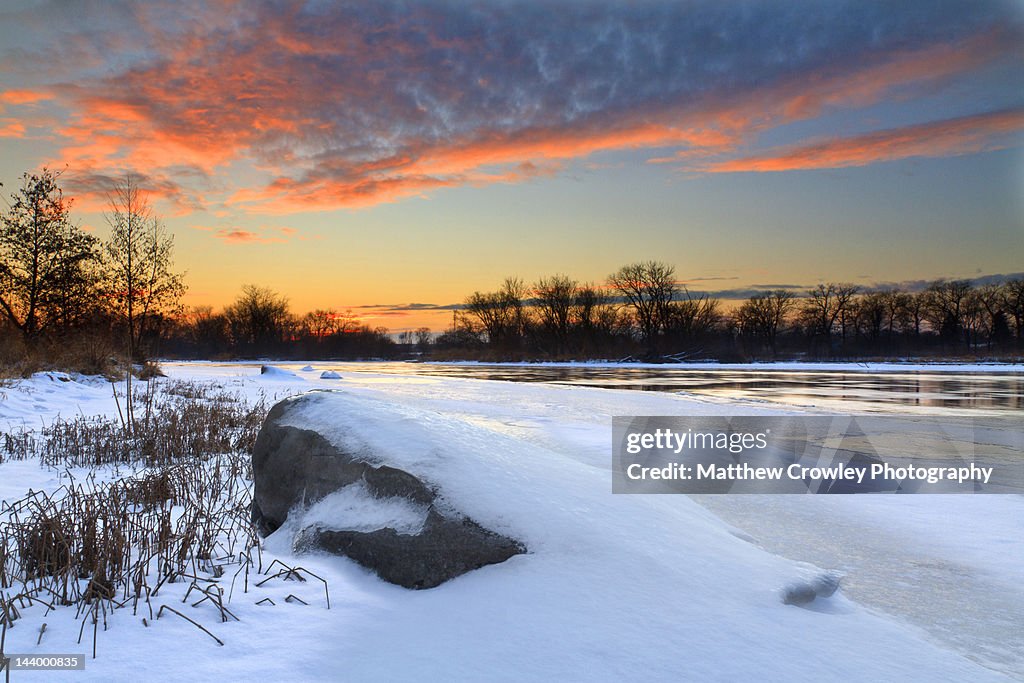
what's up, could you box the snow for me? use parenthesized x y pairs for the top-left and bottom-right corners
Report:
(259, 364), (302, 380)
(296, 480), (429, 536)
(0, 363), (1021, 681)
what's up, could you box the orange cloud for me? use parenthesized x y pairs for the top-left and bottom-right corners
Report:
(0, 89), (51, 105)
(0, 119), (26, 138)
(193, 224), (304, 245)
(226, 28), (1019, 213)
(12, 3), (1019, 213)
(215, 229), (285, 245)
(702, 107), (1024, 173)
(648, 29), (1021, 167)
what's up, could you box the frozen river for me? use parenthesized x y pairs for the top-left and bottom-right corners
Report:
(208, 360), (1024, 414)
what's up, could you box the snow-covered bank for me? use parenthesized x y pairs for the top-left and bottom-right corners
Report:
(1, 366), (1021, 681)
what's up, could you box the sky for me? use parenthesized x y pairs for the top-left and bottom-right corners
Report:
(0, 0), (1022, 332)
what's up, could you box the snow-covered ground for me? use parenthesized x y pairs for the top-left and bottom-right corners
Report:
(0, 363), (1021, 682)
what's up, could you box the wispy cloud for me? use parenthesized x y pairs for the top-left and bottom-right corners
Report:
(356, 302), (464, 312)
(62, 168), (205, 214)
(701, 108), (1024, 173)
(683, 276), (739, 283)
(0, 1), (1019, 212)
(0, 88), (51, 107)
(192, 224), (303, 245)
(708, 273), (1024, 299)
(0, 119), (26, 138)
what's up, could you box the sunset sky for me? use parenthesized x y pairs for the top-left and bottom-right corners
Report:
(1, 0), (1022, 332)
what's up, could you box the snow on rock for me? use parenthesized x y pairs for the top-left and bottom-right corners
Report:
(259, 365), (301, 380)
(300, 480), (429, 535)
(253, 392), (525, 588)
(301, 365), (315, 372)
(782, 570), (844, 606)
(319, 370), (342, 379)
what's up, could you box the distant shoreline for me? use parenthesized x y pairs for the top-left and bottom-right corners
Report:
(160, 358), (1024, 373)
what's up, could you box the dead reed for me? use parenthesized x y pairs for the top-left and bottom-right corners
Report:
(0, 380), (266, 467)
(0, 379), (329, 663)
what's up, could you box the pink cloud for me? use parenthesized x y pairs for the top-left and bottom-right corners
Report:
(701, 107), (1024, 173)
(192, 224), (310, 245)
(1, 2), (1013, 213)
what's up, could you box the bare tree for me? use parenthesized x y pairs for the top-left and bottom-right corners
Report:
(802, 283), (859, 355)
(103, 175), (185, 361)
(905, 290), (928, 338)
(534, 274), (577, 353)
(573, 283), (609, 352)
(415, 326), (433, 352)
(855, 292), (887, 344)
(0, 169), (100, 342)
(974, 284), (1008, 348)
(301, 309), (340, 340)
(608, 261), (676, 354)
(464, 277), (529, 349)
(224, 285), (292, 354)
(1001, 279), (1024, 345)
(923, 279), (972, 348)
(665, 289), (720, 348)
(182, 305), (229, 355)
(879, 289), (911, 342)
(735, 290), (794, 355)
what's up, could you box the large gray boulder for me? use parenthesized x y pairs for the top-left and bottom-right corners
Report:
(252, 393), (525, 589)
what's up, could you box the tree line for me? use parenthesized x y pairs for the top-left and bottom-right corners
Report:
(0, 169), (401, 368)
(442, 263), (1024, 361)
(2, 169), (1021, 370)
(165, 285), (397, 360)
(0, 169), (185, 374)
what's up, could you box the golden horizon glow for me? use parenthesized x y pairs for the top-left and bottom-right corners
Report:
(0, 1), (1021, 332)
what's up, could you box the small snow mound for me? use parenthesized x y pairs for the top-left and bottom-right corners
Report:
(259, 365), (300, 380)
(782, 571), (843, 606)
(320, 370), (342, 380)
(301, 365), (315, 372)
(38, 371), (72, 383)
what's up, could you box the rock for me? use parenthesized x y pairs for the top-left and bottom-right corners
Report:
(251, 393), (526, 589)
(319, 370), (342, 379)
(782, 571), (843, 606)
(782, 583), (817, 606)
(294, 510), (523, 589)
(259, 365), (298, 379)
(811, 572), (841, 598)
(44, 371), (73, 382)
(301, 365), (315, 372)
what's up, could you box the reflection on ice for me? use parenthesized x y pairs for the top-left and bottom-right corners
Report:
(201, 361), (1024, 413)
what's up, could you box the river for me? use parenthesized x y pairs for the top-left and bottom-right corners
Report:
(246, 361), (1024, 414)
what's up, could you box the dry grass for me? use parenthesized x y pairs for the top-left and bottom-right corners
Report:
(0, 380), (266, 467)
(0, 333), (125, 381)
(0, 379), (315, 662)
